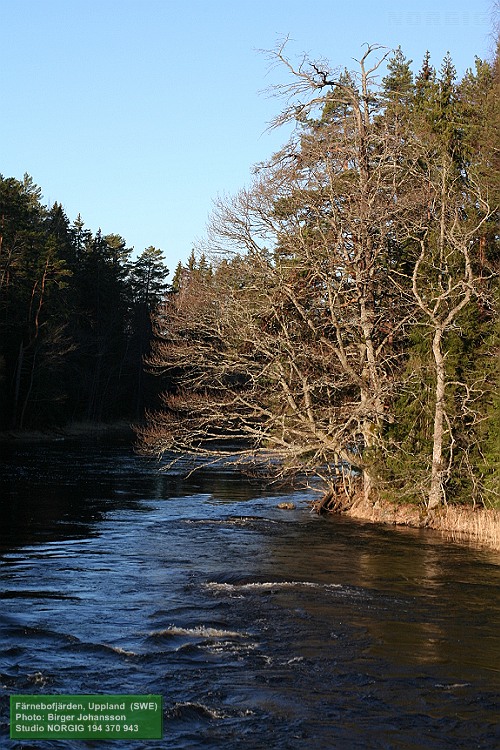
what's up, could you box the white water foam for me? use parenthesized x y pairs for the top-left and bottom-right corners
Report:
(104, 645), (138, 657)
(149, 625), (248, 639)
(167, 701), (256, 720)
(204, 581), (342, 593)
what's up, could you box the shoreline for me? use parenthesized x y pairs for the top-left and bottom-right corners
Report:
(345, 495), (500, 552)
(1, 430), (498, 552)
(0, 421), (134, 444)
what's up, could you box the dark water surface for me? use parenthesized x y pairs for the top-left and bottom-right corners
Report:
(0, 443), (499, 749)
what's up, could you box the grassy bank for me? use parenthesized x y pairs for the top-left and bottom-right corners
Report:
(346, 496), (500, 552)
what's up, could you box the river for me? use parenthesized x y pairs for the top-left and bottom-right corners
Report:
(0, 442), (499, 749)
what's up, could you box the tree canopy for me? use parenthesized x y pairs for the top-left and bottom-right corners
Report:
(0, 177), (170, 429)
(140, 43), (499, 511)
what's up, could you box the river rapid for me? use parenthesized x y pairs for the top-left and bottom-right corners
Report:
(0, 442), (499, 749)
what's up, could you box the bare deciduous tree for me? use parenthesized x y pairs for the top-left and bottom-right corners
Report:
(409, 157), (490, 508)
(141, 45), (417, 505)
(141, 42), (495, 513)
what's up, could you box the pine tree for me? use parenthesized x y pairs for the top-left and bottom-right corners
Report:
(0, 175), (74, 427)
(380, 46), (414, 120)
(128, 247), (171, 416)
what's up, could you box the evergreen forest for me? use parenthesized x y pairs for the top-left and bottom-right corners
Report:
(0, 179), (171, 430)
(2, 42), (499, 512)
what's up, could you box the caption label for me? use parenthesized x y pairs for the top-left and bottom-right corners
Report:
(10, 694), (163, 740)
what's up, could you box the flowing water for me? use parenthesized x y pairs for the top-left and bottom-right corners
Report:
(0, 442), (499, 749)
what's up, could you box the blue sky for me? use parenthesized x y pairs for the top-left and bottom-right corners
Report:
(1, 0), (495, 273)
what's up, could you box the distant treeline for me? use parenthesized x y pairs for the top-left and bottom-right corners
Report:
(0, 174), (173, 430)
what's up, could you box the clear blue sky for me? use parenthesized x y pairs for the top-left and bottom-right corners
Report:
(1, 0), (495, 272)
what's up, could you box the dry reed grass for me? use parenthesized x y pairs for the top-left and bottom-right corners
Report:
(346, 496), (500, 552)
(427, 505), (500, 551)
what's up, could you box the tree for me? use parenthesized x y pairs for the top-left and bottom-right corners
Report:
(382, 51), (496, 509)
(142, 42), (499, 513)
(0, 173), (171, 430)
(64, 229), (134, 421)
(141, 44), (419, 505)
(409, 160), (489, 508)
(0, 175), (73, 428)
(380, 46), (414, 128)
(128, 246), (170, 416)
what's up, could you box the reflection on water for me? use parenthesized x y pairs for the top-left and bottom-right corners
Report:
(0, 443), (499, 749)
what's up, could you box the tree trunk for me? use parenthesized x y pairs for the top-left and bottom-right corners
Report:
(19, 347), (37, 429)
(428, 328), (446, 509)
(11, 340), (24, 429)
(360, 381), (377, 503)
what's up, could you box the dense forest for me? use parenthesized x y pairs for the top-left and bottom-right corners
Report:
(1, 42), (498, 513)
(0, 179), (172, 430)
(140, 43), (499, 511)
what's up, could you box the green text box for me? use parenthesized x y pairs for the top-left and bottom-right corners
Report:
(10, 694), (163, 740)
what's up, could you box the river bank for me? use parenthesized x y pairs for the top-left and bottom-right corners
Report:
(0, 421), (134, 444)
(1, 428), (498, 552)
(345, 495), (500, 552)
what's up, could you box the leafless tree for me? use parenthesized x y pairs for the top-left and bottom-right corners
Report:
(408, 154), (490, 508)
(140, 45), (420, 506)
